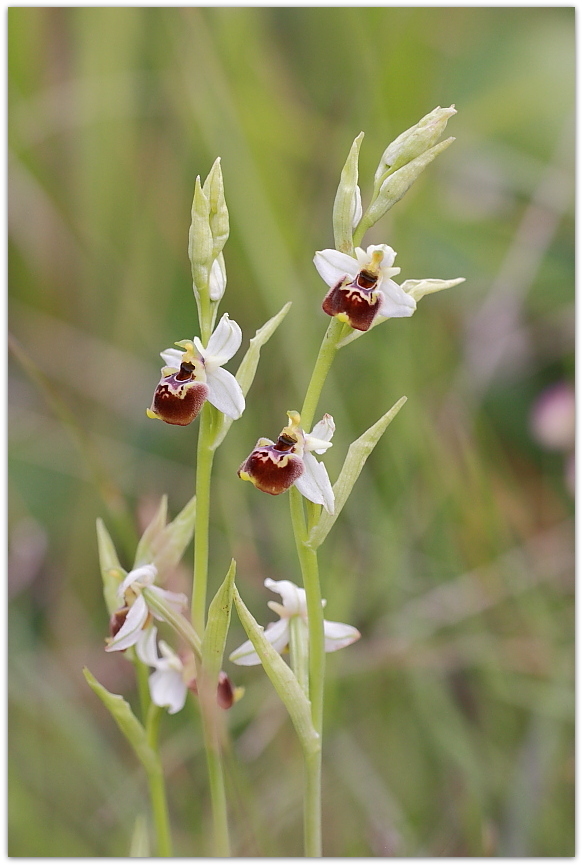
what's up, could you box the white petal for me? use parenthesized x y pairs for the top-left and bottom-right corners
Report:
(265, 578), (305, 616)
(149, 669), (188, 714)
(351, 186), (362, 229)
(208, 253), (227, 301)
(106, 596), (149, 652)
(323, 619), (361, 652)
(160, 348), (183, 370)
(206, 367), (245, 419)
(294, 452), (335, 514)
(378, 280), (417, 319)
(157, 640), (184, 672)
(204, 314), (242, 367)
(313, 249), (359, 287)
(229, 618), (290, 666)
(309, 414), (335, 447)
(118, 564), (158, 601)
(135, 626), (159, 666)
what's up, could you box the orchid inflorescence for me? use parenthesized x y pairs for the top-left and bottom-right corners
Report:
(87, 106), (464, 858)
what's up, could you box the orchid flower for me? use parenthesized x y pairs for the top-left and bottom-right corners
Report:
(315, 243), (464, 332)
(147, 313), (245, 425)
(105, 564), (187, 653)
(238, 412), (336, 513)
(229, 578), (360, 666)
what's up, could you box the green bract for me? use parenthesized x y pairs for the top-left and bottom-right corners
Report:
(333, 132), (363, 256)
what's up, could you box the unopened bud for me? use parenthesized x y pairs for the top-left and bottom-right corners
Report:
(202, 158), (229, 259)
(188, 177), (214, 295)
(374, 105), (457, 183)
(208, 252), (227, 301)
(365, 137), (455, 228)
(333, 132), (364, 254)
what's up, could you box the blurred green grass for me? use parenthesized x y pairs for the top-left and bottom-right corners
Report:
(8, 7), (574, 857)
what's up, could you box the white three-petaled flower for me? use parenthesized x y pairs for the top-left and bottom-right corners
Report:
(229, 578), (360, 666)
(161, 313), (245, 419)
(105, 564), (188, 653)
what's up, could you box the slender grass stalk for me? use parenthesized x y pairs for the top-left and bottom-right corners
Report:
(145, 704), (173, 857)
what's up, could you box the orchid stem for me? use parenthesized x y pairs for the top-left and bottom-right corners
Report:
(289, 486), (324, 857)
(145, 704), (172, 857)
(300, 318), (345, 431)
(192, 403), (215, 634)
(191, 399), (231, 855)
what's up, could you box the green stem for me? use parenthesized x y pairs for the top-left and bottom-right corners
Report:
(300, 318), (345, 431)
(135, 658), (152, 722)
(289, 487), (324, 857)
(145, 704), (172, 857)
(304, 749), (322, 857)
(192, 403), (215, 634)
(202, 720), (231, 856)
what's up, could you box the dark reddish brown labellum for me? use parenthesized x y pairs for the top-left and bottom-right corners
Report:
(322, 269), (381, 331)
(238, 442), (304, 495)
(150, 370), (209, 426)
(109, 606), (130, 638)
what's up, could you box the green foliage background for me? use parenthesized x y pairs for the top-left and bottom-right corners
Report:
(8, 7), (574, 857)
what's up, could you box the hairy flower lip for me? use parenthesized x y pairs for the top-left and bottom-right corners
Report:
(150, 314), (245, 423)
(238, 413), (335, 512)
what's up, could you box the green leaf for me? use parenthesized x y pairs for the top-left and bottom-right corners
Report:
(133, 495), (196, 579)
(133, 496), (168, 568)
(308, 397), (407, 549)
(233, 586), (319, 757)
(211, 302), (292, 449)
(201, 560), (236, 685)
(83, 667), (159, 776)
(129, 815), (150, 857)
(96, 519), (127, 615)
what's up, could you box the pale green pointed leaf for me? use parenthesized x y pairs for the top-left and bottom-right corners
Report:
(201, 559), (236, 684)
(153, 494), (197, 577)
(83, 667), (159, 776)
(308, 397), (407, 549)
(189, 177), (213, 291)
(96, 519), (127, 615)
(129, 815), (150, 857)
(203, 157), (229, 259)
(233, 586), (319, 756)
(133, 496), (168, 568)
(333, 132), (363, 255)
(211, 302), (292, 449)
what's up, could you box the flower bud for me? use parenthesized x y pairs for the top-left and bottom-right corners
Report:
(188, 177), (214, 296)
(374, 105), (457, 183)
(187, 671), (239, 710)
(333, 132), (364, 255)
(238, 432), (304, 496)
(147, 362), (209, 426)
(202, 157), (229, 259)
(365, 137), (455, 228)
(208, 252), (227, 302)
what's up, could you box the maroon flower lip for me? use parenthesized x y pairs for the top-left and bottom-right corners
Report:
(150, 364), (209, 426)
(238, 434), (304, 496)
(322, 268), (381, 331)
